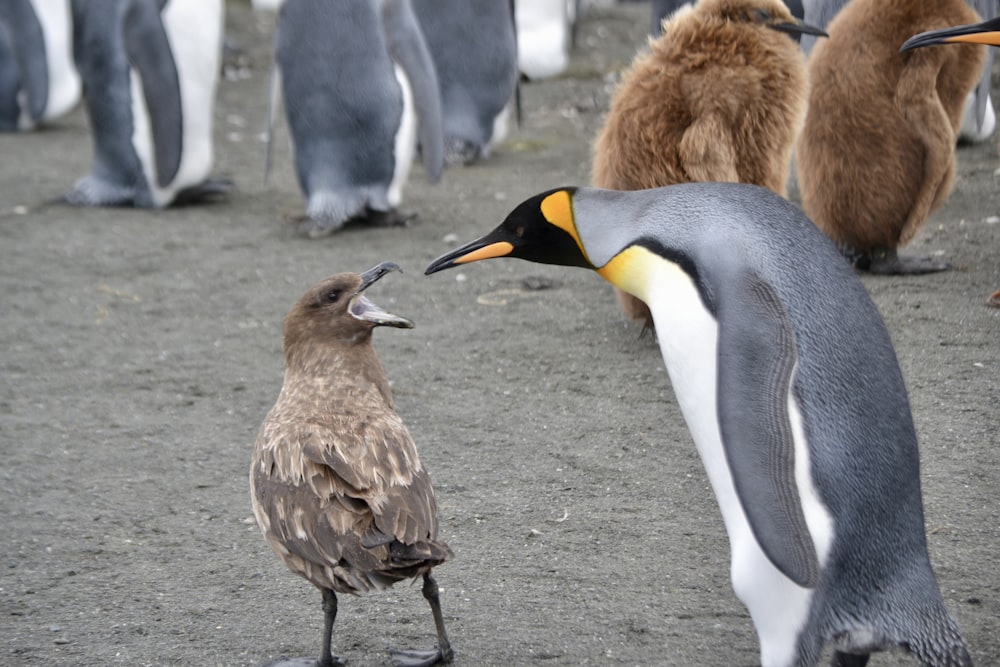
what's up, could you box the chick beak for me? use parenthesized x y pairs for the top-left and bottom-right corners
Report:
(349, 262), (414, 329)
(770, 19), (828, 38)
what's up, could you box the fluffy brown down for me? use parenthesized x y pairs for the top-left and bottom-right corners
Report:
(796, 0), (985, 257)
(250, 273), (451, 596)
(592, 0), (810, 326)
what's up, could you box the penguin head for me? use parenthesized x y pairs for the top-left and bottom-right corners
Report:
(694, 0), (827, 39)
(424, 187), (597, 275)
(900, 16), (1000, 52)
(284, 262), (414, 354)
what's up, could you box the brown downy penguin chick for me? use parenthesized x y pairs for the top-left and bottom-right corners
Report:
(592, 0), (825, 328)
(901, 13), (1000, 305)
(796, 0), (986, 275)
(251, 262), (453, 667)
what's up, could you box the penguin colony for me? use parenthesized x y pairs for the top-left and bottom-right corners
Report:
(4, 1), (991, 665)
(252, 263), (453, 667)
(592, 0), (824, 326)
(796, 0), (986, 274)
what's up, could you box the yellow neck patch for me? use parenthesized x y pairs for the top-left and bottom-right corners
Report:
(597, 245), (689, 303)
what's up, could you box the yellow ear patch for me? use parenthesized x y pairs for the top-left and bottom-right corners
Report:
(540, 190), (575, 237)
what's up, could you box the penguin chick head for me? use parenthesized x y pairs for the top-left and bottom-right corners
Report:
(691, 0), (828, 39)
(424, 188), (596, 274)
(900, 16), (1000, 52)
(284, 262), (413, 354)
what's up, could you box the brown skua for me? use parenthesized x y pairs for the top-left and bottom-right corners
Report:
(251, 262), (453, 667)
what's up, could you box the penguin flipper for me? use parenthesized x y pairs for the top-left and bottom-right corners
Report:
(381, 0), (444, 183)
(264, 58), (282, 184)
(8, 2), (48, 123)
(715, 270), (821, 589)
(121, 0), (183, 189)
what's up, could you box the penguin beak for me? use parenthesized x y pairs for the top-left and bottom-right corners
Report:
(349, 262), (414, 329)
(424, 230), (514, 275)
(769, 19), (828, 38)
(900, 17), (1000, 51)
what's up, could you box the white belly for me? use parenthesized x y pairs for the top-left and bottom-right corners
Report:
(643, 262), (832, 667)
(389, 64), (416, 208)
(130, 0), (221, 206)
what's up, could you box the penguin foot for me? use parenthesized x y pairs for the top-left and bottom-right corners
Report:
(260, 655), (346, 667)
(59, 177), (135, 207)
(387, 647), (452, 667)
(856, 248), (950, 275)
(356, 207), (417, 228)
(988, 290), (1000, 308)
(172, 178), (235, 206)
(830, 650), (870, 667)
(286, 213), (348, 239)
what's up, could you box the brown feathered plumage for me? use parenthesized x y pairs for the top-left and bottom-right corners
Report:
(796, 0), (986, 274)
(251, 263), (453, 667)
(592, 0), (817, 326)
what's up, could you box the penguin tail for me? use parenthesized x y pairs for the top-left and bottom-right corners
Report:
(902, 614), (972, 667)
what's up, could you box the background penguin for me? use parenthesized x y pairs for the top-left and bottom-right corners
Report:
(651, 0), (804, 36)
(274, 0), (443, 237)
(413, 0), (518, 166)
(801, 0), (997, 142)
(66, 0), (228, 208)
(901, 12), (1000, 308)
(0, 0), (80, 132)
(592, 0), (825, 327)
(515, 0), (579, 80)
(424, 182), (972, 667)
(795, 0), (986, 274)
(252, 263), (453, 667)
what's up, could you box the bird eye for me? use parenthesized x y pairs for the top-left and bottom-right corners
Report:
(754, 9), (771, 22)
(324, 290), (340, 303)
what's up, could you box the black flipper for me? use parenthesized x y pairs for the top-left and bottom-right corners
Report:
(121, 0), (182, 188)
(715, 271), (821, 588)
(381, 0), (444, 183)
(0, 0), (48, 122)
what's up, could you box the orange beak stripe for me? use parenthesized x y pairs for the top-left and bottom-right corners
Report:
(453, 241), (515, 264)
(945, 31), (1000, 46)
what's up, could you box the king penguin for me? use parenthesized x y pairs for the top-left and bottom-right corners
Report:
(796, 0), (986, 274)
(66, 0), (228, 208)
(252, 262), (453, 667)
(592, 0), (825, 327)
(514, 0), (580, 80)
(0, 0), (80, 132)
(274, 0), (443, 237)
(413, 0), (518, 166)
(425, 183), (972, 667)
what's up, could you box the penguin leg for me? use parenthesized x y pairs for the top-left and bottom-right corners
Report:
(387, 573), (454, 667)
(830, 651), (870, 667)
(860, 246), (950, 275)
